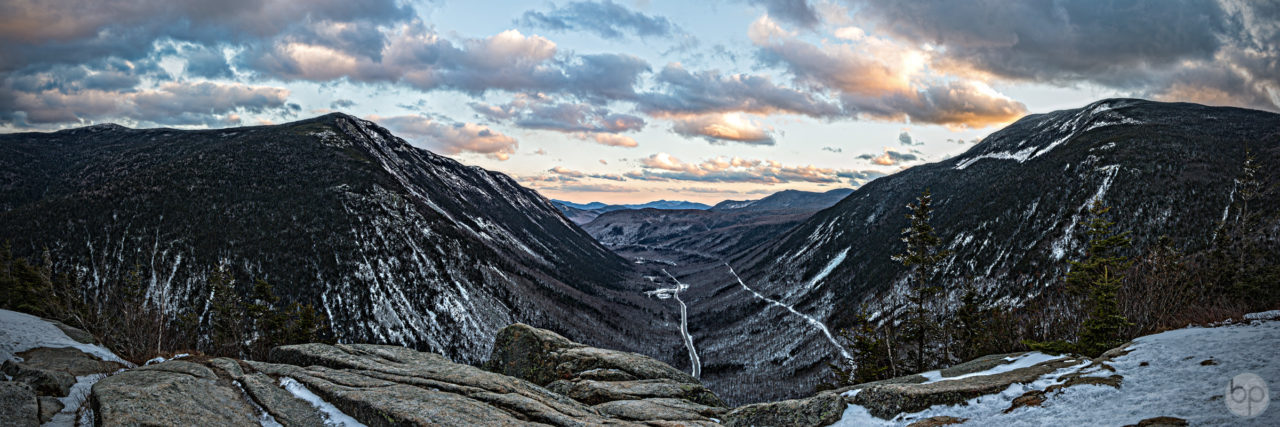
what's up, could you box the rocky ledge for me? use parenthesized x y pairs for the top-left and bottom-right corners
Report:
(1, 319), (1161, 427)
(82, 323), (735, 426)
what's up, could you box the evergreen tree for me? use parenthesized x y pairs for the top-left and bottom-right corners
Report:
(207, 267), (245, 357)
(951, 281), (992, 362)
(891, 189), (952, 372)
(1033, 201), (1133, 357)
(245, 278), (288, 359)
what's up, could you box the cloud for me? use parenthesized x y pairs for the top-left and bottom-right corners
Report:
(1, 80), (289, 126)
(856, 147), (919, 166)
(743, 0), (819, 28)
(749, 15), (1028, 127)
(669, 113), (775, 144)
(558, 183), (637, 192)
(369, 114), (518, 160)
(330, 99), (355, 109)
(898, 131), (921, 146)
(847, 0), (1280, 111)
(580, 132), (639, 147)
(471, 96), (646, 134)
(637, 63), (842, 118)
(821, 146), (842, 153)
(519, 1), (678, 39)
(632, 152), (875, 184)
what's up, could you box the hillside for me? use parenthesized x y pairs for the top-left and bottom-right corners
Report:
(672, 99), (1280, 404)
(582, 189), (853, 260)
(0, 114), (665, 364)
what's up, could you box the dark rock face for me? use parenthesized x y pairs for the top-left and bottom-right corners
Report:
(721, 392), (846, 427)
(0, 381), (38, 427)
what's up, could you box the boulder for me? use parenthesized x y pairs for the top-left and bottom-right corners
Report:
(907, 415), (969, 427)
(37, 396), (64, 424)
(48, 320), (96, 345)
(547, 378), (722, 406)
(91, 360), (260, 426)
(721, 391), (845, 427)
(1124, 416), (1189, 427)
(850, 356), (1083, 419)
(485, 323), (697, 386)
(2, 347), (124, 396)
(0, 381), (38, 427)
(593, 397), (724, 422)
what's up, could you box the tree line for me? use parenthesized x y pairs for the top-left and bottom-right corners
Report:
(0, 250), (328, 363)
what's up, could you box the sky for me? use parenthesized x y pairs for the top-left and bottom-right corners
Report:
(2, 0), (1277, 204)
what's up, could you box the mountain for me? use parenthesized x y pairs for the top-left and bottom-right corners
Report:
(581, 189), (854, 260)
(551, 199), (712, 225)
(710, 189), (854, 212)
(673, 99), (1280, 404)
(0, 113), (666, 364)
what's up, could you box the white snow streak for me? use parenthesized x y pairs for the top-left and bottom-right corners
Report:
(726, 264), (853, 361)
(279, 377), (366, 427)
(807, 248), (850, 289)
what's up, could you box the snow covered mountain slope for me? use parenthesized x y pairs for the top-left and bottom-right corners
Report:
(681, 99), (1280, 404)
(837, 312), (1280, 426)
(0, 114), (663, 363)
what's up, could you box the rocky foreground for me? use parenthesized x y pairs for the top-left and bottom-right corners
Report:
(3, 309), (1278, 426)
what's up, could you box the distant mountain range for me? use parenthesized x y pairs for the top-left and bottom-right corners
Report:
(580, 188), (854, 259)
(551, 199), (712, 225)
(0, 113), (667, 364)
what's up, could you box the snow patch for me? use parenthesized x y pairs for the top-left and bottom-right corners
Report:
(954, 146), (1037, 170)
(807, 248), (849, 289)
(279, 377), (366, 427)
(0, 309), (126, 365)
(917, 352), (1062, 384)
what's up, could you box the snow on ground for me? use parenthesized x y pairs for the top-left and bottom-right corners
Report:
(0, 309), (125, 364)
(917, 352), (1063, 384)
(835, 315), (1280, 426)
(726, 264), (852, 361)
(280, 377), (366, 427)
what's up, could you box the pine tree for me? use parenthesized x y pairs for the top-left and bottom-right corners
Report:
(207, 267), (245, 357)
(952, 281), (992, 362)
(245, 278), (287, 360)
(1067, 201), (1133, 357)
(891, 189), (952, 373)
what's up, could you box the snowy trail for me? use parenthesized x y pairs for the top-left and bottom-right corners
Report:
(726, 264), (852, 361)
(645, 270), (701, 379)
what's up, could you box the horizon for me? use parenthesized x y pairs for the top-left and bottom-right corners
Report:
(3, 0), (1276, 204)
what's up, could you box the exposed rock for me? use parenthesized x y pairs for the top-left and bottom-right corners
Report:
(850, 356), (1083, 419)
(593, 397), (724, 422)
(48, 320), (96, 345)
(2, 347), (123, 396)
(1045, 374), (1123, 394)
(37, 396), (63, 423)
(485, 323), (697, 387)
(907, 415), (969, 427)
(938, 353), (1026, 378)
(255, 343), (618, 426)
(1004, 390), (1046, 413)
(91, 360), (260, 426)
(1199, 359), (1217, 366)
(0, 381), (38, 427)
(547, 378), (722, 406)
(1124, 416), (1189, 427)
(722, 391), (845, 427)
